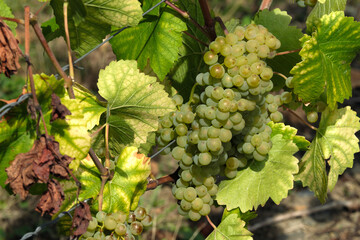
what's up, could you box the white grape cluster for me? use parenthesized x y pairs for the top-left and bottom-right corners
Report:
(157, 24), (291, 221)
(82, 207), (152, 240)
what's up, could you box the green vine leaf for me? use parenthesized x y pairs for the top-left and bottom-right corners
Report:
(295, 106), (360, 202)
(290, 11), (360, 109)
(306, 0), (347, 33)
(254, 9), (303, 90)
(169, 0), (208, 99)
(268, 122), (310, 150)
(110, 5), (187, 80)
(206, 214), (253, 240)
(216, 134), (299, 212)
(61, 147), (151, 213)
(84, 0), (142, 28)
(0, 0), (17, 32)
(97, 60), (176, 150)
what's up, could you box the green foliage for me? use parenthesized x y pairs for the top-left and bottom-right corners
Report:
(291, 11), (360, 109)
(254, 9), (303, 89)
(96, 60), (175, 154)
(110, 1), (187, 81)
(296, 106), (360, 203)
(216, 130), (299, 212)
(205, 214), (253, 240)
(268, 122), (310, 150)
(306, 0), (347, 33)
(0, 0), (17, 32)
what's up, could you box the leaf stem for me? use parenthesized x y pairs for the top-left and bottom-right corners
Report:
(63, 1), (75, 82)
(89, 148), (108, 176)
(183, 31), (208, 46)
(259, 0), (273, 10)
(24, 7), (48, 137)
(273, 72), (288, 81)
(214, 17), (228, 35)
(29, 16), (75, 99)
(0, 16), (24, 25)
(206, 215), (216, 229)
(189, 83), (199, 104)
(284, 107), (318, 131)
(276, 48), (301, 56)
(198, 0), (216, 40)
(164, 0), (210, 40)
(146, 167), (180, 190)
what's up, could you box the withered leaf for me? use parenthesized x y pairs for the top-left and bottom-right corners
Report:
(51, 93), (71, 122)
(36, 179), (64, 216)
(27, 98), (37, 120)
(71, 201), (92, 238)
(0, 19), (22, 77)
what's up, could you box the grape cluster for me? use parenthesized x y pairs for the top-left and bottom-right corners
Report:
(82, 207), (152, 240)
(156, 24), (287, 221)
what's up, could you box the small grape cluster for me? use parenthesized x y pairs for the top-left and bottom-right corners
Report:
(156, 24), (290, 221)
(82, 207), (152, 240)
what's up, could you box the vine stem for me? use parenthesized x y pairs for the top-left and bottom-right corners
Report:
(259, 0), (273, 10)
(284, 107), (318, 131)
(146, 167), (179, 190)
(214, 17), (228, 35)
(24, 7), (48, 137)
(63, 1), (75, 82)
(0, 16), (24, 24)
(164, 0), (210, 40)
(276, 49), (301, 56)
(29, 16), (75, 99)
(199, 0), (216, 40)
(206, 215), (217, 229)
(183, 31), (208, 46)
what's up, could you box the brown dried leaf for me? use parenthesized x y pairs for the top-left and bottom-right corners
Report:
(50, 93), (71, 122)
(35, 179), (65, 216)
(0, 19), (22, 77)
(27, 98), (37, 120)
(71, 201), (92, 238)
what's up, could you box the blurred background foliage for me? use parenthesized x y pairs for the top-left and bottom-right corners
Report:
(0, 0), (359, 240)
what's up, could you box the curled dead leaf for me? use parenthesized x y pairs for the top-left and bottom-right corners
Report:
(71, 201), (92, 238)
(0, 19), (22, 77)
(35, 179), (64, 216)
(50, 93), (71, 122)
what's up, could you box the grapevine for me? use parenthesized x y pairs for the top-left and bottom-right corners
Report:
(0, 0), (359, 239)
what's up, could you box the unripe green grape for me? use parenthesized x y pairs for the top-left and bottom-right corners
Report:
(230, 112), (243, 124)
(175, 187), (185, 200)
(250, 61), (265, 75)
(221, 74), (233, 88)
(207, 184), (218, 196)
(188, 131), (199, 145)
(223, 88), (235, 100)
(232, 43), (246, 57)
(203, 72), (211, 85)
(251, 134), (262, 147)
(207, 138), (222, 152)
(160, 128), (174, 142)
(257, 44), (270, 58)
(191, 198), (204, 211)
(192, 120), (200, 130)
(236, 55), (248, 66)
(195, 185), (208, 197)
(267, 50), (277, 59)
(267, 102), (278, 113)
(93, 231), (105, 240)
(96, 211), (106, 223)
(280, 91), (293, 104)
(182, 111), (195, 124)
(179, 162), (190, 170)
(227, 66), (240, 77)
(253, 150), (267, 161)
(184, 187), (197, 202)
(130, 221), (143, 235)
(232, 119), (246, 131)
(114, 223), (127, 235)
(238, 157), (248, 168)
(197, 140), (209, 152)
(239, 81), (249, 92)
(216, 109), (230, 121)
(209, 41), (221, 53)
(249, 86), (261, 96)
(224, 55), (237, 68)
(180, 198), (192, 211)
(229, 100), (239, 112)
(230, 76), (243, 88)
(127, 212), (136, 223)
(175, 112), (183, 123)
(307, 111), (318, 123)
(175, 124), (188, 136)
(203, 176), (215, 188)
(245, 25), (258, 40)
(211, 119), (223, 128)
(207, 126), (220, 138)
(270, 111), (283, 122)
(197, 104), (207, 117)
(246, 53), (259, 64)
(239, 65), (252, 78)
(172, 146), (185, 160)
(87, 217), (98, 231)
(196, 73), (205, 85)
(234, 26), (245, 40)
(246, 74), (260, 88)
(182, 152), (193, 165)
(203, 51), (219, 65)
(224, 168), (238, 178)
(246, 40), (258, 53)
(210, 64), (225, 78)
(198, 152), (212, 165)
(226, 157), (240, 170)
(161, 115), (173, 128)
(141, 214), (153, 227)
(285, 77), (294, 88)
(181, 170), (193, 182)
(199, 127), (209, 140)
(83, 231), (95, 238)
(189, 210), (201, 221)
(225, 32), (238, 45)
(242, 142), (255, 154)
(176, 135), (188, 148)
(265, 94), (274, 103)
(104, 215), (117, 230)
(177, 205), (188, 216)
(206, 98), (218, 107)
(172, 94), (184, 106)
(219, 128), (232, 142)
(199, 118), (212, 127)
(201, 193), (212, 204)
(274, 39), (281, 49)
(215, 36), (226, 46)
(124, 235), (135, 240)
(220, 44), (232, 56)
(255, 32), (266, 45)
(211, 87), (224, 100)
(265, 35), (277, 49)
(199, 204), (211, 216)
